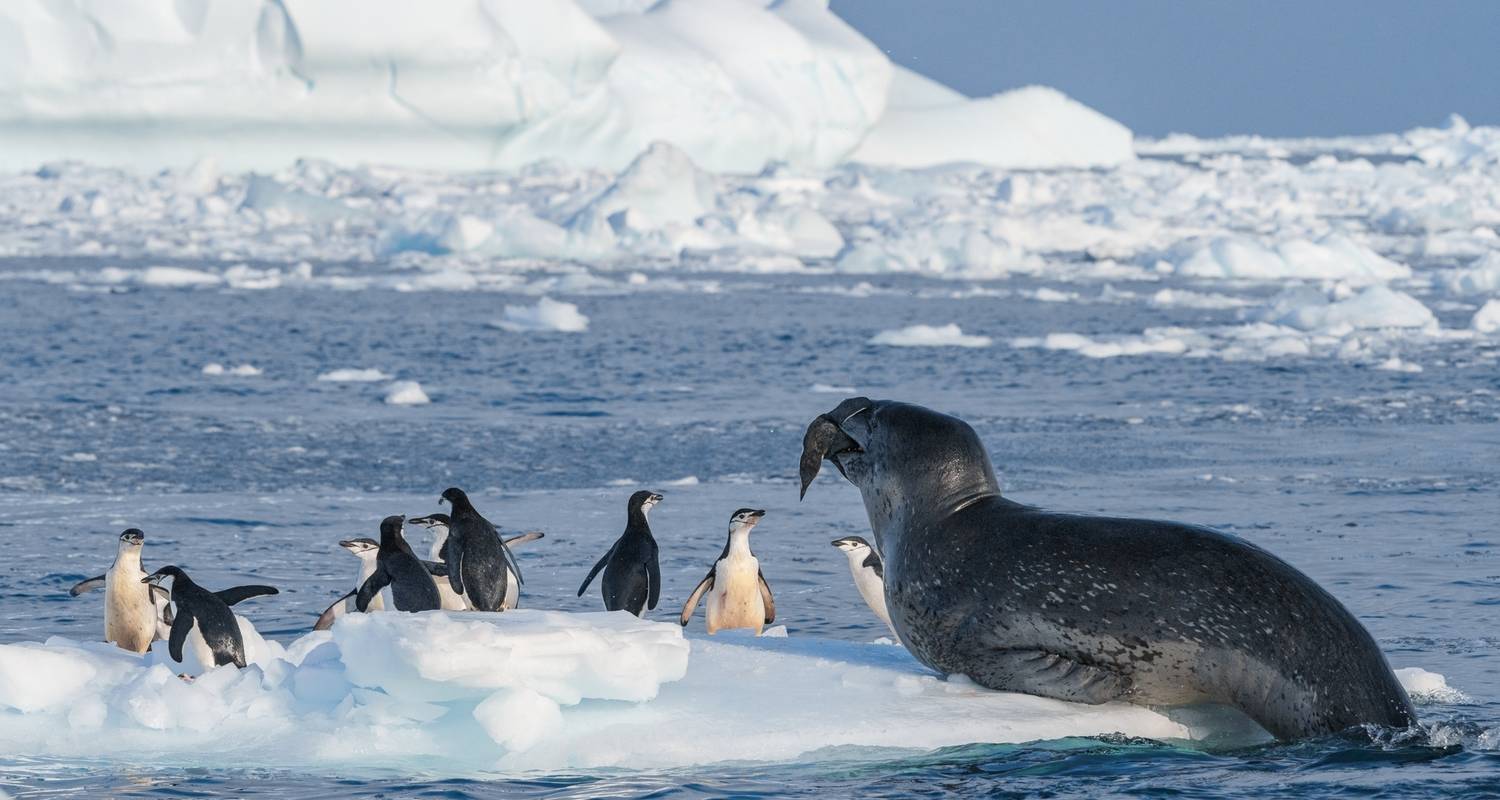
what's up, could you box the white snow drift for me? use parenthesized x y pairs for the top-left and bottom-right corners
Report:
(0, 0), (1130, 173)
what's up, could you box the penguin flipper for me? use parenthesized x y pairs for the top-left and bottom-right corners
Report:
(69, 575), (106, 596)
(444, 535), (465, 597)
(215, 585), (279, 606)
(758, 570), (775, 624)
(314, 591), (355, 631)
(646, 552), (662, 611)
(420, 560), (449, 577)
(679, 569), (715, 627)
(355, 567), (392, 612)
(168, 608), (191, 664)
(499, 536), (524, 586)
(576, 552), (610, 597)
(504, 531), (545, 548)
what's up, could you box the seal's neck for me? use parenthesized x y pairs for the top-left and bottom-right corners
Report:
(861, 456), (1001, 555)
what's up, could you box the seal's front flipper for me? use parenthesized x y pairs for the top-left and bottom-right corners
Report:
(964, 649), (1129, 705)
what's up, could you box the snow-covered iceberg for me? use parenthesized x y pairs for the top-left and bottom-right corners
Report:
(0, 0), (1130, 173)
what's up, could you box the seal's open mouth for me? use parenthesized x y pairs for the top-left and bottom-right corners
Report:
(799, 415), (863, 499)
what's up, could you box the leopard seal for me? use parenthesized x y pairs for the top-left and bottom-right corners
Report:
(799, 397), (1415, 741)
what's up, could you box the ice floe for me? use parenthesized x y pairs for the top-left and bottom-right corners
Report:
(870, 324), (992, 348)
(384, 381), (431, 406)
(493, 297), (591, 333)
(202, 363), (263, 377)
(1473, 299), (1500, 333)
(317, 368), (394, 383)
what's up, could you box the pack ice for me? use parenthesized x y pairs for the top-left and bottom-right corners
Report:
(0, 0), (1132, 173)
(0, 609), (1199, 772)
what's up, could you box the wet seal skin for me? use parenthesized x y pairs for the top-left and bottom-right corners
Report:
(800, 397), (1415, 741)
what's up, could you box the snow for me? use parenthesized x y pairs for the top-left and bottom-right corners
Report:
(1443, 251), (1500, 294)
(1473, 299), (1500, 333)
(0, 610), (1199, 771)
(383, 381), (430, 406)
(142, 266), (222, 287)
(494, 297), (591, 333)
(869, 324), (992, 348)
(317, 368), (393, 383)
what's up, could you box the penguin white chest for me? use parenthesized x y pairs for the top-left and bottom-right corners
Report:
(104, 566), (156, 653)
(706, 553), (764, 634)
(185, 618), (218, 672)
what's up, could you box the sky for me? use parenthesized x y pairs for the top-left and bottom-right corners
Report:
(830, 0), (1500, 138)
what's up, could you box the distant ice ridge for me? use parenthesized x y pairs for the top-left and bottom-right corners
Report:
(0, 610), (1208, 772)
(0, 0), (1129, 173)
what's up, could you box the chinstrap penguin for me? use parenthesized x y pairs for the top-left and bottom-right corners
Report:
(438, 488), (522, 612)
(355, 516), (442, 613)
(142, 565), (277, 671)
(577, 490), (663, 616)
(409, 512), (543, 611)
(680, 508), (775, 635)
(69, 528), (173, 653)
(831, 536), (898, 641)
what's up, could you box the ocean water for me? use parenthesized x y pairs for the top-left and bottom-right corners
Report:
(1, 259), (1498, 797)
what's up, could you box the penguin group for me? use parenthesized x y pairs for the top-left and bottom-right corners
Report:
(68, 486), (898, 672)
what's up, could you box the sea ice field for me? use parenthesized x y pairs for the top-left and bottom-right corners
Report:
(3, 1), (1500, 797)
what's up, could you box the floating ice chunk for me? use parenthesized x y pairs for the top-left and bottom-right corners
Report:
(1473, 299), (1500, 333)
(1176, 236), (1409, 284)
(142, 266), (221, 287)
(493, 297), (590, 333)
(1264, 286), (1437, 331)
(1441, 252), (1500, 294)
(851, 86), (1133, 169)
(664, 476), (700, 486)
(317, 368), (393, 383)
(1395, 667), (1471, 704)
(1375, 356), (1423, 373)
(1010, 331), (1190, 359)
(202, 363), (263, 377)
(870, 324), (991, 348)
(384, 381), (431, 406)
(811, 383), (857, 394)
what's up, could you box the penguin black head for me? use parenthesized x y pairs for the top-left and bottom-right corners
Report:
(440, 488), (471, 510)
(339, 537), (379, 555)
(831, 535), (871, 551)
(378, 515), (406, 546)
(141, 565), (187, 585)
(408, 513), (451, 530)
(729, 508), (766, 530)
(119, 528), (145, 546)
(629, 490), (664, 514)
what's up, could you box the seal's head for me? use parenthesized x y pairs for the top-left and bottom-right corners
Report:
(800, 398), (1000, 524)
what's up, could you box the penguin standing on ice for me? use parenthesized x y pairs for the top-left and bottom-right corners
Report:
(576, 490), (663, 616)
(73, 529), (275, 653)
(142, 565), (277, 670)
(410, 513), (544, 611)
(438, 488), (523, 612)
(831, 536), (898, 641)
(680, 508), (775, 635)
(313, 538), (382, 630)
(355, 516), (441, 613)
(69, 529), (173, 653)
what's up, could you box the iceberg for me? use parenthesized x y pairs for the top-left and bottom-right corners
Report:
(0, 0), (1130, 173)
